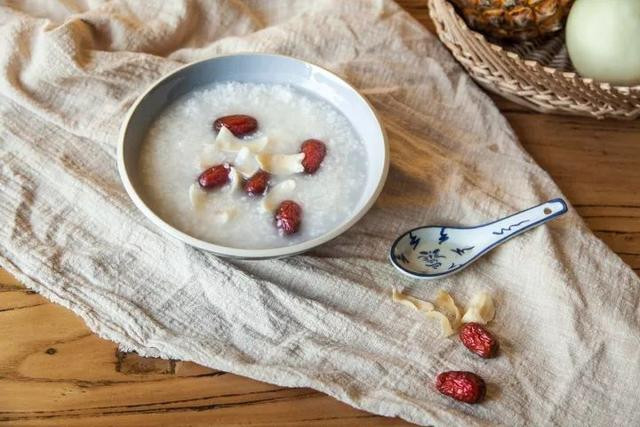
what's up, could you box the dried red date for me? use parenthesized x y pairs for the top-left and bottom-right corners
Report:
(244, 170), (270, 196)
(198, 164), (230, 189)
(459, 323), (498, 359)
(436, 371), (486, 404)
(213, 115), (258, 137)
(300, 139), (327, 174)
(275, 200), (302, 235)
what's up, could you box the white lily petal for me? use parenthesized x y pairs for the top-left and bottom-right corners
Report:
(199, 144), (226, 169)
(391, 288), (434, 312)
(189, 183), (207, 210)
(255, 153), (304, 175)
(212, 208), (235, 224)
(225, 167), (242, 193)
(425, 311), (455, 337)
(460, 308), (483, 324)
(234, 147), (260, 178)
(461, 292), (495, 324)
(261, 179), (296, 212)
(216, 126), (268, 153)
(435, 290), (462, 329)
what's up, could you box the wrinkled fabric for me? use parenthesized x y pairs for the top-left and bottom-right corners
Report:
(1, 1), (639, 425)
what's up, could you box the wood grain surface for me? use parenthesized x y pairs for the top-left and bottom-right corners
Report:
(1, 1), (639, 425)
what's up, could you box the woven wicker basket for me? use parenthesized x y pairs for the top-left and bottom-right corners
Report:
(428, 0), (640, 120)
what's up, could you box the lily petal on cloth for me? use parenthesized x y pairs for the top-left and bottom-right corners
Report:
(1, 1), (639, 425)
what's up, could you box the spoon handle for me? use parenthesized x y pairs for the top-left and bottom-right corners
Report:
(479, 198), (568, 244)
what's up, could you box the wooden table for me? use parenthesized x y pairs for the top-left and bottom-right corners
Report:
(2, 2), (639, 425)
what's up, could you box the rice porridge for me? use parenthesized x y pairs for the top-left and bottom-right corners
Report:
(138, 82), (368, 249)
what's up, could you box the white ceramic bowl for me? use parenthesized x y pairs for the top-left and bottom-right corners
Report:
(118, 53), (388, 259)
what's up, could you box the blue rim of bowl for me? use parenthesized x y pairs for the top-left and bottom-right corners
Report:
(117, 53), (389, 259)
(389, 198), (568, 279)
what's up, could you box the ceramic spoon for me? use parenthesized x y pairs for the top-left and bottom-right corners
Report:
(389, 198), (568, 280)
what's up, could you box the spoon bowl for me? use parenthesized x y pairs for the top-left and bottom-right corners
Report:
(390, 199), (568, 279)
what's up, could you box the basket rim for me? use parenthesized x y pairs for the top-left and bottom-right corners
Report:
(431, 0), (640, 92)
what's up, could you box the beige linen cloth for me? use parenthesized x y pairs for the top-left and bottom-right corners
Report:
(1, 1), (639, 425)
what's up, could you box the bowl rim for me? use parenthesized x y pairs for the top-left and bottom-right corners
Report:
(117, 52), (389, 259)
